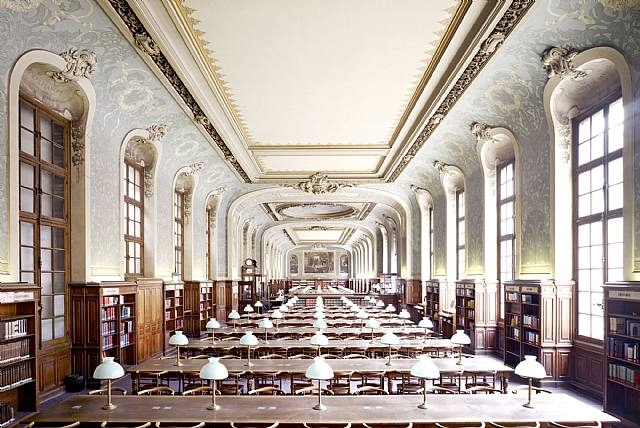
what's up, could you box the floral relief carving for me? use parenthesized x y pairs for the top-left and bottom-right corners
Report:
(289, 172), (355, 195)
(71, 123), (85, 167)
(541, 46), (588, 80)
(557, 122), (572, 164)
(50, 48), (97, 83)
(134, 33), (160, 56)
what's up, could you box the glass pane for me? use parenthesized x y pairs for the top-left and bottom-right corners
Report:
(578, 269), (590, 290)
(609, 268), (624, 282)
(591, 134), (603, 160)
(52, 122), (64, 144)
(608, 183), (623, 211)
(608, 158), (623, 185)
(608, 124), (623, 152)
(40, 225), (51, 247)
(20, 222), (34, 246)
(41, 272), (52, 295)
(41, 139), (52, 163)
(41, 194), (52, 217)
(40, 116), (52, 141)
(607, 217), (623, 243)
(609, 98), (623, 126)
(592, 315), (604, 340)
(20, 162), (34, 188)
(135, 259), (141, 274)
(578, 171), (590, 195)
(53, 249), (65, 270)
(41, 248), (52, 271)
(52, 227), (64, 249)
(578, 313), (590, 337)
(54, 295), (65, 316)
(590, 221), (602, 245)
(53, 196), (64, 219)
(53, 143), (65, 167)
(42, 296), (53, 318)
(578, 118), (591, 143)
(54, 175), (65, 197)
(41, 319), (52, 342)
(578, 247), (590, 268)
(592, 110), (604, 135)
(134, 222), (141, 237)
(20, 128), (35, 155)
(578, 194), (590, 217)
(590, 269), (603, 290)
(53, 272), (65, 294)
(578, 291), (591, 313)
(20, 272), (34, 283)
(591, 189), (604, 214)
(20, 247), (34, 270)
(591, 166), (603, 191)
(20, 102), (34, 130)
(54, 317), (65, 339)
(608, 242), (623, 268)
(20, 188), (34, 213)
(590, 245), (602, 267)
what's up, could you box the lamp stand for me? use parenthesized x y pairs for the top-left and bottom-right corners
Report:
(386, 344), (393, 366)
(174, 346), (184, 366)
(523, 377), (534, 408)
(264, 329), (269, 343)
(417, 378), (430, 409)
(103, 379), (116, 410)
(317, 346), (322, 357)
(211, 330), (216, 345)
(456, 345), (464, 365)
(245, 347), (254, 367)
(232, 319), (237, 332)
(370, 330), (375, 344)
(207, 379), (220, 410)
(423, 328), (429, 343)
(312, 379), (327, 411)
(275, 319), (279, 331)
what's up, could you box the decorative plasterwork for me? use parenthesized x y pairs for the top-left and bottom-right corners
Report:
(182, 161), (205, 177)
(556, 122), (572, 164)
(541, 46), (588, 81)
(410, 185), (433, 210)
(276, 203), (357, 220)
(388, 0), (534, 181)
(472, 122), (497, 193)
(312, 242), (326, 249)
(288, 172), (355, 195)
(471, 122), (496, 145)
(71, 124), (85, 168)
(146, 123), (168, 143)
(127, 123), (168, 199)
(104, 0), (250, 182)
(49, 48), (97, 83)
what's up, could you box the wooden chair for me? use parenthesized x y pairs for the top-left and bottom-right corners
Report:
(287, 353), (313, 359)
(259, 353), (286, 359)
(294, 385), (335, 396)
(328, 370), (353, 395)
(395, 373), (422, 395)
(434, 423), (485, 428)
(25, 423), (80, 428)
(247, 386), (286, 395)
(132, 370), (169, 394)
(303, 423), (350, 428)
(136, 386), (175, 396)
(487, 422), (540, 428)
(290, 372), (314, 394)
(251, 370), (283, 389)
(352, 386), (389, 395)
(182, 370), (206, 392)
(363, 424), (413, 428)
(88, 386), (128, 395)
(230, 423), (278, 428)
(426, 386), (457, 394)
(181, 386), (220, 395)
(101, 423), (151, 428)
(463, 370), (496, 389)
(218, 370), (246, 395)
(548, 422), (602, 428)
(461, 386), (503, 394)
(355, 370), (385, 389)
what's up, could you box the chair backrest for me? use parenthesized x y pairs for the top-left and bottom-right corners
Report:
(188, 354), (211, 359)
(247, 386), (285, 395)
(181, 386), (221, 396)
(25, 422), (81, 428)
(88, 386), (128, 395)
(461, 386), (503, 394)
(101, 422), (152, 428)
(363, 423), (413, 428)
(434, 423), (485, 428)
(136, 386), (175, 396)
(230, 422), (279, 428)
(487, 422), (540, 428)
(548, 422), (602, 428)
(155, 423), (205, 428)
(303, 423), (351, 428)
(294, 385), (335, 396)
(259, 354), (286, 359)
(352, 386), (389, 395)
(287, 354), (313, 359)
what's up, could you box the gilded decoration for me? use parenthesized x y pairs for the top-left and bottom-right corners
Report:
(388, 0), (535, 181)
(541, 46), (588, 80)
(289, 172), (355, 195)
(50, 48), (97, 83)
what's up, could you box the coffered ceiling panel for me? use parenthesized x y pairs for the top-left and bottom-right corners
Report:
(256, 154), (382, 174)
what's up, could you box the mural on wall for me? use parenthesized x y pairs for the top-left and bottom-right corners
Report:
(304, 251), (334, 274)
(289, 254), (299, 275)
(339, 254), (349, 274)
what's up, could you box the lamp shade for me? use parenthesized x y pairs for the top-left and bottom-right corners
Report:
(243, 304), (254, 313)
(228, 310), (240, 320)
(365, 318), (380, 329)
(93, 357), (124, 380)
(309, 331), (329, 346)
(254, 301), (263, 308)
(279, 304), (289, 313)
(399, 309), (411, 319)
(450, 329), (471, 345)
(410, 355), (440, 380)
(376, 300), (385, 307)
(239, 331), (259, 346)
(418, 317), (434, 329)
(285, 301), (294, 308)
(363, 296), (371, 302)
(199, 357), (228, 380)
(313, 310), (326, 319)
(350, 305), (360, 313)
(385, 304), (396, 312)
(380, 331), (400, 345)
(305, 356), (334, 380)
(313, 319), (328, 329)
(206, 318), (221, 329)
(271, 309), (283, 319)
(356, 310), (369, 320)
(168, 330), (189, 346)
(515, 355), (547, 379)
(258, 318), (274, 329)
(369, 297), (377, 305)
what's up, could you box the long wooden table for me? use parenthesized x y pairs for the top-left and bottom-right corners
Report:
(211, 326), (427, 338)
(29, 394), (619, 425)
(129, 356), (513, 393)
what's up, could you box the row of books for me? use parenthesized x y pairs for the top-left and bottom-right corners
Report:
(523, 314), (539, 328)
(608, 337), (640, 363)
(121, 320), (134, 334)
(507, 326), (520, 339)
(102, 296), (119, 306)
(102, 306), (117, 321)
(164, 298), (183, 308)
(120, 333), (134, 347)
(523, 330), (540, 345)
(0, 319), (28, 341)
(0, 402), (14, 428)
(609, 362), (640, 388)
(101, 321), (117, 336)
(0, 360), (32, 391)
(120, 305), (133, 318)
(521, 294), (538, 304)
(0, 338), (30, 365)
(609, 317), (640, 337)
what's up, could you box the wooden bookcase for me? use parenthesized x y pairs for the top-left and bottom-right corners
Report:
(503, 280), (572, 385)
(603, 282), (640, 425)
(163, 281), (184, 339)
(455, 279), (497, 354)
(183, 280), (214, 338)
(70, 281), (138, 381)
(425, 280), (441, 332)
(0, 283), (39, 423)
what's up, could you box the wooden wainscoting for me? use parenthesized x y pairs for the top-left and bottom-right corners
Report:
(571, 339), (604, 399)
(39, 341), (71, 400)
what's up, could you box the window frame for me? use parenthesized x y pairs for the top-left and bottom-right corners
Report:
(174, 189), (185, 279)
(497, 159), (516, 321)
(456, 189), (465, 279)
(123, 157), (145, 278)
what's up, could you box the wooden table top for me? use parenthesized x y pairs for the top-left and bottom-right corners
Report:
(212, 326), (426, 337)
(182, 338), (449, 351)
(238, 318), (410, 326)
(129, 355), (513, 376)
(29, 394), (618, 424)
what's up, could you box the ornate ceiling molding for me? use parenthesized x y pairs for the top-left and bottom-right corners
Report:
(541, 46), (588, 81)
(49, 48), (97, 83)
(287, 172), (355, 195)
(103, 0), (251, 182)
(388, 0), (534, 181)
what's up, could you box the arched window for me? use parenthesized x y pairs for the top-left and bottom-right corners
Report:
(456, 189), (465, 279)
(174, 188), (185, 279)
(498, 160), (516, 317)
(123, 158), (144, 277)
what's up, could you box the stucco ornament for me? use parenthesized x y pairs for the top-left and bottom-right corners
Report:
(50, 48), (97, 83)
(541, 46), (587, 81)
(0, 0), (40, 12)
(598, 0), (640, 10)
(290, 172), (354, 195)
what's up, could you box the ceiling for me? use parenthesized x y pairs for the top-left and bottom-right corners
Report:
(107, 0), (530, 247)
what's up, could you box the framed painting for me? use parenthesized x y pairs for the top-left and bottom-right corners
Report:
(303, 251), (334, 274)
(289, 254), (299, 275)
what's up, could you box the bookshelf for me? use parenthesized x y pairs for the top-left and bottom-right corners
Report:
(603, 282), (640, 425)
(503, 280), (572, 385)
(70, 282), (138, 382)
(0, 283), (39, 424)
(183, 280), (214, 338)
(163, 282), (184, 341)
(455, 279), (497, 354)
(425, 280), (441, 332)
